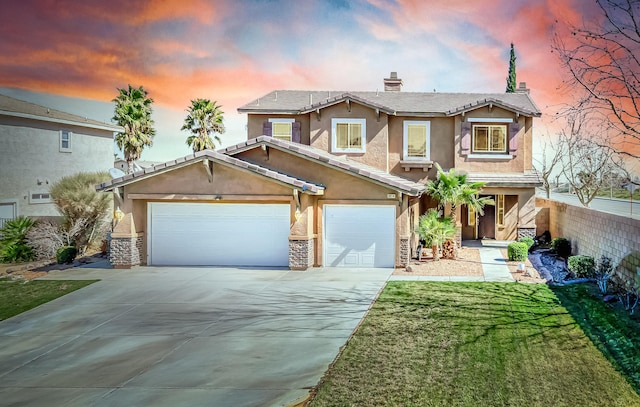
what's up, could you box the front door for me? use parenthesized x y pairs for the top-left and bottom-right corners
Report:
(478, 196), (495, 239)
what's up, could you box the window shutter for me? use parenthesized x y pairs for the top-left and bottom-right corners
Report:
(509, 122), (519, 155)
(263, 121), (272, 137)
(461, 122), (471, 155)
(292, 122), (301, 143)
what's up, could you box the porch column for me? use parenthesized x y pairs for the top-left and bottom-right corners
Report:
(109, 213), (144, 269)
(517, 189), (537, 239)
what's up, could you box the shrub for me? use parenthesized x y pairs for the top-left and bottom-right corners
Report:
(568, 255), (595, 278)
(56, 246), (78, 264)
(551, 237), (572, 258)
(518, 237), (535, 251)
(508, 242), (528, 262)
(26, 221), (64, 261)
(0, 217), (35, 263)
(50, 171), (111, 256)
(595, 255), (614, 294)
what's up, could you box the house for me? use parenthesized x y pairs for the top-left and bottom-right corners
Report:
(0, 94), (121, 224)
(99, 73), (541, 270)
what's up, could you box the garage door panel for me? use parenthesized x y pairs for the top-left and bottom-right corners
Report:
(149, 202), (289, 267)
(324, 205), (395, 268)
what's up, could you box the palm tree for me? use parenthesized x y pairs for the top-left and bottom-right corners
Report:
(112, 85), (155, 174)
(416, 209), (455, 261)
(182, 98), (225, 153)
(426, 163), (494, 225)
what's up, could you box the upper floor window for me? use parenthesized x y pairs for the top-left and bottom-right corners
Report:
(269, 118), (294, 142)
(59, 130), (72, 152)
(403, 121), (430, 160)
(331, 118), (366, 153)
(472, 124), (507, 153)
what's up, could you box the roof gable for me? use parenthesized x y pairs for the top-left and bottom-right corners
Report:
(220, 136), (425, 196)
(97, 150), (325, 195)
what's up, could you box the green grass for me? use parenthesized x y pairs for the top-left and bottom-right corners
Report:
(0, 280), (97, 320)
(310, 282), (640, 407)
(553, 283), (640, 393)
(596, 188), (640, 201)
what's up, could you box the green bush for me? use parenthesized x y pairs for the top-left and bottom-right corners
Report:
(0, 217), (35, 263)
(568, 255), (595, 278)
(508, 242), (529, 262)
(551, 237), (572, 258)
(56, 246), (78, 264)
(518, 237), (535, 250)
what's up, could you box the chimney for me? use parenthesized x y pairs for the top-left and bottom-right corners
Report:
(515, 82), (530, 94)
(384, 71), (403, 92)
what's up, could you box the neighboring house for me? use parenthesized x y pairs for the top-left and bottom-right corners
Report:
(99, 73), (541, 270)
(0, 94), (121, 223)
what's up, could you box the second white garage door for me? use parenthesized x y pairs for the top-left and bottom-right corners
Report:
(323, 205), (396, 268)
(148, 202), (290, 266)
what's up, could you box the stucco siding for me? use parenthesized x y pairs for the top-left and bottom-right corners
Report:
(0, 117), (114, 217)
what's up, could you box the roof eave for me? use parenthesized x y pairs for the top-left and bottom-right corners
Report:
(0, 110), (122, 132)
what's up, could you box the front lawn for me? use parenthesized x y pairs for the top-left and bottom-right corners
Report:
(553, 283), (640, 393)
(310, 282), (640, 407)
(0, 280), (97, 320)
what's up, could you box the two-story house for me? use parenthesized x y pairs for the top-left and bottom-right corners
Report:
(0, 94), (121, 225)
(99, 73), (541, 270)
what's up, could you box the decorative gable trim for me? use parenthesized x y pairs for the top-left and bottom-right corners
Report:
(446, 98), (541, 118)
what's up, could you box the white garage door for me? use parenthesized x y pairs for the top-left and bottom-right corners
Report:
(323, 205), (395, 268)
(148, 202), (290, 266)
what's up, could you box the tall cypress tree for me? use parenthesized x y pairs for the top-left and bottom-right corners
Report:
(506, 43), (517, 93)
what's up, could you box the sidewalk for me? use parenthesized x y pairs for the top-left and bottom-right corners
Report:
(389, 240), (514, 282)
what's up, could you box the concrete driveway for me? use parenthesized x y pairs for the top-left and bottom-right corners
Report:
(0, 266), (391, 406)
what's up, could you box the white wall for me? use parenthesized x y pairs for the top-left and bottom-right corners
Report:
(0, 116), (114, 217)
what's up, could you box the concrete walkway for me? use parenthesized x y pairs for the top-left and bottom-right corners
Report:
(389, 240), (515, 282)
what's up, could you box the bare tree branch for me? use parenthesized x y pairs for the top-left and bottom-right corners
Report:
(553, 0), (640, 158)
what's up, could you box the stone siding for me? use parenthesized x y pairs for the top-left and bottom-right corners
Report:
(536, 198), (640, 286)
(289, 238), (314, 270)
(109, 233), (144, 269)
(399, 236), (410, 267)
(517, 227), (536, 239)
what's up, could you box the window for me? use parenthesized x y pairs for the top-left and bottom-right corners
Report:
(331, 118), (366, 153)
(496, 194), (505, 226)
(59, 130), (72, 152)
(468, 205), (475, 226)
(269, 118), (294, 142)
(29, 191), (51, 204)
(473, 124), (506, 153)
(403, 121), (430, 160)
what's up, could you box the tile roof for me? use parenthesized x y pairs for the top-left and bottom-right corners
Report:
(467, 171), (542, 188)
(238, 90), (541, 117)
(220, 136), (426, 196)
(96, 149), (326, 194)
(0, 93), (122, 132)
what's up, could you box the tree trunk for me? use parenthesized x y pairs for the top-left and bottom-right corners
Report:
(431, 244), (439, 261)
(127, 160), (134, 174)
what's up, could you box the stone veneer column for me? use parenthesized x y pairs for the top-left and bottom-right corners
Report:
(517, 227), (536, 239)
(399, 236), (410, 267)
(289, 238), (314, 270)
(109, 233), (144, 269)
(108, 213), (143, 269)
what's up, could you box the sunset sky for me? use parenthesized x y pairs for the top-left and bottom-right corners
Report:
(0, 0), (602, 163)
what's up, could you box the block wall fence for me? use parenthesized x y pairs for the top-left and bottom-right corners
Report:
(536, 197), (640, 286)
